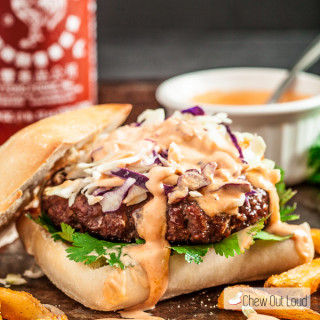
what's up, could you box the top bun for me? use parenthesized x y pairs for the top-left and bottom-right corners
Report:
(0, 104), (132, 230)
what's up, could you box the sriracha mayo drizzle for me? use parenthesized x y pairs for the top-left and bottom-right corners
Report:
(120, 310), (164, 320)
(246, 168), (280, 224)
(247, 168), (314, 262)
(126, 167), (173, 311)
(247, 314), (279, 320)
(267, 222), (314, 263)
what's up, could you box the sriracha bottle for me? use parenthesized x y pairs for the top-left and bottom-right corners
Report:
(0, 0), (97, 144)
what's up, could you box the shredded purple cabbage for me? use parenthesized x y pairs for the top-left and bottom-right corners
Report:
(100, 178), (136, 212)
(244, 189), (256, 206)
(130, 119), (145, 127)
(245, 190), (256, 196)
(150, 149), (169, 166)
(181, 106), (205, 116)
(129, 120), (145, 127)
(149, 150), (163, 165)
(154, 157), (163, 165)
(159, 149), (168, 159)
(111, 168), (149, 189)
(223, 123), (247, 163)
(163, 184), (175, 195)
(92, 187), (108, 196)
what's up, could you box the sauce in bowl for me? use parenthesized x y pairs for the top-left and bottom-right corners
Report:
(193, 90), (310, 105)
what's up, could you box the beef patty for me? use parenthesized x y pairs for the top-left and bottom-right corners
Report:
(41, 184), (269, 245)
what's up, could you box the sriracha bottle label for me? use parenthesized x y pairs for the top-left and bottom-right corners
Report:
(0, 0), (97, 144)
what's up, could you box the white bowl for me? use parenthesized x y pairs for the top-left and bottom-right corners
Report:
(156, 68), (320, 184)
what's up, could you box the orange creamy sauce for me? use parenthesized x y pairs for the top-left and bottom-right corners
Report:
(79, 114), (313, 312)
(248, 314), (279, 320)
(193, 90), (310, 105)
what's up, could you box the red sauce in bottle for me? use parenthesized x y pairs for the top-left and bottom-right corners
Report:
(0, 0), (97, 144)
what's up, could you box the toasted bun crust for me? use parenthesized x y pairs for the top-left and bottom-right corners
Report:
(0, 104), (132, 230)
(17, 215), (312, 311)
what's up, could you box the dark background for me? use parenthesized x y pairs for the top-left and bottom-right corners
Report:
(96, 0), (320, 80)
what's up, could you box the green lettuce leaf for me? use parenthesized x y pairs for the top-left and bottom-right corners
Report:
(213, 218), (291, 258)
(275, 166), (299, 222)
(27, 212), (58, 234)
(28, 212), (133, 269)
(171, 218), (292, 262)
(308, 135), (320, 184)
(52, 222), (74, 242)
(254, 230), (292, 241)
(170, 245), (211, 264)
(66, 232), (132, 269)
(213, 218), (264, 258)
(213, 233), (241, 258)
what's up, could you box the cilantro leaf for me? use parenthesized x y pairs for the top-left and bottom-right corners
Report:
(52, 223), (75, 242)
(275, 166), (299, 222)
(66, 233), (131, 269)
(171, 215), (292, 263)
(279, 203), (299, 222)
(66, 232), (132, 269)
(254, 230), (292, 241)
(213, 233), (241, 258)
(170, 245), (211, 264)
(308, 135), (320, 184)
(27, 212), (58, 234)
(213, 218), (266, 258)
(248, 217), (265, 235)
(27, 212), (133, 269)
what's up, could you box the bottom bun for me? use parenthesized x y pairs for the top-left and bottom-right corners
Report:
(17, 215), (312, 311)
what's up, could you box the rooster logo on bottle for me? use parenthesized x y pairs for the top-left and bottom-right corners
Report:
(10, 0), (67, 49)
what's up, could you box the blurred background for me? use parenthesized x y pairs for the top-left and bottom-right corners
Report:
(97, 0), (320, 80)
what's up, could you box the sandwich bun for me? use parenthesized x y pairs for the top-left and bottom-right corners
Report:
(17, 214), (310, 311)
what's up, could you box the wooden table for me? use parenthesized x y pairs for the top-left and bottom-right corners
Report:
(1, 81), (319, 319)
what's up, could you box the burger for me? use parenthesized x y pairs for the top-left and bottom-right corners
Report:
(0, 104), (314, 312)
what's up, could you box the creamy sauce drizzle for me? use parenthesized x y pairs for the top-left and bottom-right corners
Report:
(120, 310), (164, 320)
(248, 314), (279, 320)
(238, 225), (256, 253)
(126, 167), (173, 311)
(246, 168), (280, 223)
(267, 222), (314, 262)
(247, 168), (313, 262)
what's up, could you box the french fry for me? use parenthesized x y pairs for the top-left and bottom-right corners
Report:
(311, 229), (320, 255)
(264, 258), (320, 294)
(218, 285), (320, 320)
(0, 287), (67, 320)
